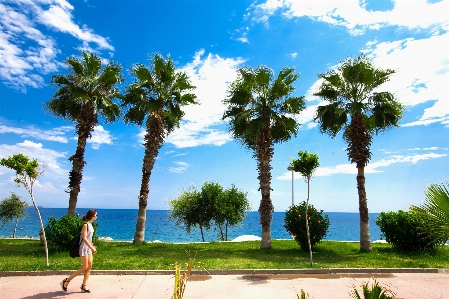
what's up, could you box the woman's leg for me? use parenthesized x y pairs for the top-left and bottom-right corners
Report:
(64, 255), (89, 287)
(82, 254), (93, 287)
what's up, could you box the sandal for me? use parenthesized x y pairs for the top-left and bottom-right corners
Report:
(60, 278), (69, 291)
(80, 284), (91, 293)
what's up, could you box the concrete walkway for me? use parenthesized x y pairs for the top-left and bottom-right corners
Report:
(1, 269), (448, 299)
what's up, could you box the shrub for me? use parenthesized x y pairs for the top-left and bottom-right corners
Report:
(284, 201), (330, 251)
(351, 279), (397, 299)
(375, 210), (442, 251)
(44, 215), (98, 251)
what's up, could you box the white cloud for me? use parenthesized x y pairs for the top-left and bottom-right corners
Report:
(365, 32), (449, 126)
(276, 152), (447, 180)
(168, 161), (190, 174)
(0, 0), (113, 91)
(0, 140), (68, 176)
(0, 123), (72, 143)
(165, 49), (245, 148)
(252, 0), (449, 35)
(34, 180), (58, 192)
(237, 32), (249, 43)
(252, 0), (449, 127)
(88, 125), (114, 149)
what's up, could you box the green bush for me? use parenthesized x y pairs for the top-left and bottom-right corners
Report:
(375, 210), (442, 251)
(284, 201), (330, 251)
(44, 215), (98, 251)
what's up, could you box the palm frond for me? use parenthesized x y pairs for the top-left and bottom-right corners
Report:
(410, 182), (449, 244)
(369, 92), (404, 133)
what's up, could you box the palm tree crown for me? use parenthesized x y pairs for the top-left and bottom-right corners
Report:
(46, 51), (124, 216)
(223, 65), (305, 249)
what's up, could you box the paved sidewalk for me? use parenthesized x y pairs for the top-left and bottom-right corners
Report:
(0, 270), (448, 299)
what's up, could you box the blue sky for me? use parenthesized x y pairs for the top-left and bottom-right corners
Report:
(0, 0), (448, 213)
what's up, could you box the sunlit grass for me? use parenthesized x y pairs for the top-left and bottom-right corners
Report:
(1, 239), (448, 271)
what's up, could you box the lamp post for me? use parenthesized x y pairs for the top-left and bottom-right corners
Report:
(287, 166), (294, 206)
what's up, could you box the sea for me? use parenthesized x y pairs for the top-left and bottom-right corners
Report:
(0, 208), (383, 242)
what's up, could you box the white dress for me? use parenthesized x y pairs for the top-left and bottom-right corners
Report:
(79, 223), (94, 256)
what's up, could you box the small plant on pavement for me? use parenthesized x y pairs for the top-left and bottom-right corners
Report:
(351, 279), (397, 299)
(172, 252), (195, 299)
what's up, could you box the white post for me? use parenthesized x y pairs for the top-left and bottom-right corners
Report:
(287, 166), (294, 206)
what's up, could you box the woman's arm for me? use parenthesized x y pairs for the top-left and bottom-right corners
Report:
(81, 224), (97, 253)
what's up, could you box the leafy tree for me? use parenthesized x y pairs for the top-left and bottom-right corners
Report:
(169, 185), (212, 242)
(290, 150), (319, 266)
(169, 182), (251, 242)
(214, 184), (250, 241)
(284, 202), (330, 252)
(200, 181), (224, 240)
(0, 154), (49, 266)
(123, 53), (197, 244)
(45, 214), (99, 251)
(46, 51), (124, 216)
(223, 66), (305, 249)
(313, 54), (404, 252)
(0, 192), (28, 238)
(410, 182), (449, 245)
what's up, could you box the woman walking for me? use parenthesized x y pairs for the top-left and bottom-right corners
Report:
(61, 209), (98, 293)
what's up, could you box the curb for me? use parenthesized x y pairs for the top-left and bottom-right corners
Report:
(1, 268), (447, 277)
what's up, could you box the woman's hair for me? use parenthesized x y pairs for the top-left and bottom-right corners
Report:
(81, 209), (97, 221)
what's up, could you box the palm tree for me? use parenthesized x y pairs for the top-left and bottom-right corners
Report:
(313, 55), (404, 251)
(223, 66), (305, 249)
(122, 53), (197, 244)
(46, 51), (124, 216)
(410, 182), (449, 244)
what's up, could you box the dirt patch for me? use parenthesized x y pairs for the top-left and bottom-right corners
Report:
(188, 275), (212, 281)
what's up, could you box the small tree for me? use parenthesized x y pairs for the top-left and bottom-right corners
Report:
(200, 181), (224, 240)
(169, 182), (251, 242)
(0, 154), (49, 266)
(290, 150), (319, 266)
(0, 192), (29, 238)
(214, 184), (251, 241)
(284, 202), (330, 252)
(169, 185), (213, 242)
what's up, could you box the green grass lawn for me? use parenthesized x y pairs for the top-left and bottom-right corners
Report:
(1, 239), (448, 271)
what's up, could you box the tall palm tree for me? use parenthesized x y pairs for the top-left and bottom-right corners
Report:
(46, 51), (123, 216)
(410, 182), (449, 244)
(313, 55), (404, 252)
(122, 53), (197, 244)
(223, 66), (305, 249)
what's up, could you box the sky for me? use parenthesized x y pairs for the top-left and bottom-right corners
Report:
(0, 0), (448, 214)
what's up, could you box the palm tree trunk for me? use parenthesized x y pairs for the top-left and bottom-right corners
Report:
(67, 107), (96, 216)
(257, 126), (274, 249)
(133, 113), (164, 244)
(346, 114), (372, 252)
(67, 132), (88, 216)
(357, 166), (372, 252)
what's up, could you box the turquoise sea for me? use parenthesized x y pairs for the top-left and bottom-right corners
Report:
(0, 208), (383, 242)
